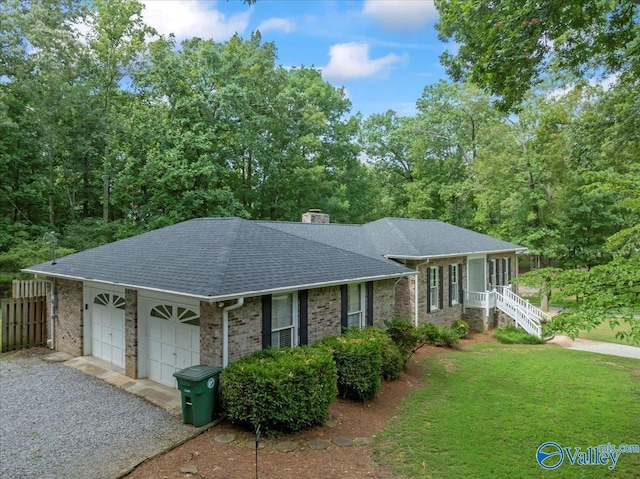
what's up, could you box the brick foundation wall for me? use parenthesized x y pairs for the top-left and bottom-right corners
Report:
(124, 289), (138, 378)
(495, 310), (515, 329)
(227, 296), (262, 363)
(200, 301), (223, 367)
(394, 276), (413, 321)
(307, 286), (341, 344)
(463, 307), (490, 331)
(55, 278), (83, 356)
(373, 279), (396, 328)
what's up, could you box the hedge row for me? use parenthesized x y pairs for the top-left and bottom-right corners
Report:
(220, 346), (337, 434)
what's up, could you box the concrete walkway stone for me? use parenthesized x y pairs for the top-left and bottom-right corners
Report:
(331, 436), (353, 447)
(275, 440), (298, 452)
(306, 439), (331, 450)
(214, 433), (236, 444)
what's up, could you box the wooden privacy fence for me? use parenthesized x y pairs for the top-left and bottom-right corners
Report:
(12, 279), (49, 299)
(1, 296), (47, 352)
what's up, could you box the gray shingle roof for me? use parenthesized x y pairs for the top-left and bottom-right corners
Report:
(363, 218), (526, 258)
(259, 218), (525, 259)
(23, 218), (414, 299)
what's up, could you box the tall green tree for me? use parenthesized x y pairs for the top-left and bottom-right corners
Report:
(435, 0), (640, 110)
(85, 0), (155, 222)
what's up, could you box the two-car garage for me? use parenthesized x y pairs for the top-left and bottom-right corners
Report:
(84, 286), (200, 388)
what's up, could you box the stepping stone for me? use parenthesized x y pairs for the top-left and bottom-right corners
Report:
(353, 436), (372, 446)
(324, 419), (339, 428)
(275, 440), (298, 452)
(306, 439), (330, 450)
(331, 436), (353, 447)
(180, 464), (198, 474)
(214, 433), (236, 444)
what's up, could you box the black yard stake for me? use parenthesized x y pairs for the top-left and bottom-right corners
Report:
(255, 423), (261, 479)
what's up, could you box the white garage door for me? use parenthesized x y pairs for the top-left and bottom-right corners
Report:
(145, 302), (200, 387)
(91, 292), (125, 368)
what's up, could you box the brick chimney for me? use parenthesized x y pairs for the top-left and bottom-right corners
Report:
(302, 209), (330, 224)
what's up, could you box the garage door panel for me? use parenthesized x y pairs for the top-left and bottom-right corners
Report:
(148, 338), (161, 361)
(111, 346), (124, 367)
(145, 301), (200, 388)
(91, 295), (125, 368)
(161, 322), (175, 343)
(161, 342), (175, 363)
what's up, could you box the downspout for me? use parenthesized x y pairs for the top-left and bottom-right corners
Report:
(221, 298), (244, 367)
(35, 274), (56, 349)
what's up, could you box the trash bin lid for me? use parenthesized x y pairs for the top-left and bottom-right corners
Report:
(173, 365), (222, 381)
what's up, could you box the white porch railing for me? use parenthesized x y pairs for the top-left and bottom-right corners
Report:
(464, 286), (547, 338)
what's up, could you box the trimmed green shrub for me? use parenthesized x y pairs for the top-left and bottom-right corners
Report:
(451, 319), (470, 338)
(493, 327), (544, 344)
(436, 327), (461, 347)
(384, 318), (421, 363)
(315, 330), (382, 402)
(418, 322), (442, 345)
(220, 346), (337, 434)
(358, 327), (404, 381)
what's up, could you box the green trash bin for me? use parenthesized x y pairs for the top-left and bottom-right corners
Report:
(173, 365), (222, 426)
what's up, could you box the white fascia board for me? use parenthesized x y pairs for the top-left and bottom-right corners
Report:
(21, 268), (416, 303)
(385, 248), (528, 261)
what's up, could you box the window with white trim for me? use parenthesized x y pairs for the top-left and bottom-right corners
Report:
(502, 258), (510, 286)
(490, 259), (497, 289)
(429, 268), (439, 311)
(271, 293), (296, 348)
(347, 283), (365, 329)
(450, 264), (459, 305)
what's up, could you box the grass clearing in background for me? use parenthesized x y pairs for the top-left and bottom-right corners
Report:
(374, 343), (640, 478)
(579, 321), (635, 345)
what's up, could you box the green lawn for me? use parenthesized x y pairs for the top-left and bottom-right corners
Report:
(375, 343), (640, 478)
(578, 321), (634, 345)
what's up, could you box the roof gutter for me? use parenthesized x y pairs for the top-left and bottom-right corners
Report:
(20, 269), (416, 303)
(384, 248), (528, 261)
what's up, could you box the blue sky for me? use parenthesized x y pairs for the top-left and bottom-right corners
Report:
(140, 0), (452, 117)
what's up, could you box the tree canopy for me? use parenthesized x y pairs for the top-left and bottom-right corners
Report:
(435, 0), (640, 110)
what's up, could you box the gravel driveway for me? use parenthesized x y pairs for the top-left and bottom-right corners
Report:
(0, 351), (197, 479)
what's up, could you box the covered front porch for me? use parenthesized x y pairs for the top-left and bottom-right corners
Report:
(462, 256), (549, 338)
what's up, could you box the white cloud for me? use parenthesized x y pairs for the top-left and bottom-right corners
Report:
(548, 74), (620, 99)
(322, 42), (406, 81)
(257, 17), (295, 34)
(140, 1), (251, 41)
(362, 0), (438, 32)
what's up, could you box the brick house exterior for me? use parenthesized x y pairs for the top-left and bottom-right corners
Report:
(25, 214), (526, 388)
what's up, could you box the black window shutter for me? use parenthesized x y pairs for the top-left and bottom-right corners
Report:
(261, 295), (272, 349)
(458, 263), (464, 305)
(340, 284), (348, 332)
(507, 257), (512, 283)
(426, 267), (432, 313)
(448, 264), (453, 307)
(299, 289), (308, 345)
(495, 260), (500, 288)
(438, 265), (444, 310)
(366, 281), (374, 326)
